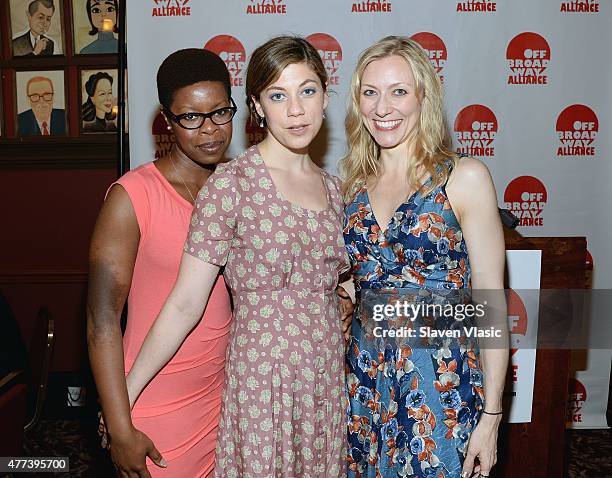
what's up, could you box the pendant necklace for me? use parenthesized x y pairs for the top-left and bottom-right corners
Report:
(169, 154), (196, 204)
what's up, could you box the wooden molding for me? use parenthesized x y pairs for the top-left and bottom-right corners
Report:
(0, 269), (88, 284)
(0, 138), (126, 169)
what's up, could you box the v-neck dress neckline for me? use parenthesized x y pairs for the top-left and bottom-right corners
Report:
(364, 176), (433, 235)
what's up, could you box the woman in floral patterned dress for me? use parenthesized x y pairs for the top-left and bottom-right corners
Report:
(341, 37), (508, 478)
(124, 36), (350, 478)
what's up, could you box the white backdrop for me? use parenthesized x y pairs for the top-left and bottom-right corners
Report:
(127, 0), (611, 428)
(505, 250), (542, 424)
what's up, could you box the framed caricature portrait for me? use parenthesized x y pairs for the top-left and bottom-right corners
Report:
(72, 0), (119, 54)
(80, 68), (118, 134)
(9, 0), (65, 57)
(15, 69), (67, 136)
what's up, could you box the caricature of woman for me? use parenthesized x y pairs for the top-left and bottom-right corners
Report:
(79, 0), (118, 54)
(82, 71), (117, 132)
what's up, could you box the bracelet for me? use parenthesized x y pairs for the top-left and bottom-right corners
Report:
(482, 409), (503, 416)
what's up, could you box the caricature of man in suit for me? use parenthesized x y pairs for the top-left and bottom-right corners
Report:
(18, 76), (66, 136)
(12, 0), (57, 57)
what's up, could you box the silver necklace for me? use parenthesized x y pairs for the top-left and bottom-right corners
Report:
(169, 154), (196, 204)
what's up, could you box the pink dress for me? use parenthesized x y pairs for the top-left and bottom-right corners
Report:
(113, 162), (232, 478)
(184, 146), (350, 478)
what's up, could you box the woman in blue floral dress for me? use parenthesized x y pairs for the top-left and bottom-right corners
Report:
(340, 37), (508, 478)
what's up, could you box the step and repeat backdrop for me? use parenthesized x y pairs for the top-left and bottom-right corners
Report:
(126, 0), (611, 427)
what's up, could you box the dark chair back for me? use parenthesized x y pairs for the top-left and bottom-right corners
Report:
(24, 307), (55, 432)
(0, 372), (27, 456)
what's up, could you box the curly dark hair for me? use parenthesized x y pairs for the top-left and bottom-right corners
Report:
(82, 71), (115, 122)
(156, 48), (231, 112)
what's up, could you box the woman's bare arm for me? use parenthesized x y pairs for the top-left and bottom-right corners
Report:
(87, 185), (164, 478)
(447, 158), (508, 478)
(126, 253), (221, 405)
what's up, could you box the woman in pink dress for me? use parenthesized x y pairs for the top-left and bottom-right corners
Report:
(125, 36), (351, 477)
(87, 48), (236, 478)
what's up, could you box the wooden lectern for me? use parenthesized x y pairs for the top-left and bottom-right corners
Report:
(498, 230), (586, 477)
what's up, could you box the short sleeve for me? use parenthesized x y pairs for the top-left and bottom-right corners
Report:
(325, 172), (346, 220)
(184, 165), (240, 266)
(108, 168), (152, 240)
(329, 174), (343, 197)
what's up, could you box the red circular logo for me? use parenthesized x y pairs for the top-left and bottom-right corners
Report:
(506, 32), (550, 85)
(556, 104), (598, 156)
(507, 288), (528, 337)
(152, 111), (174, 159)
(410, 32), (447, 79)
(503, 176), (547, 227)
(204, 35), (246, 87)
(567, 377), (587, 423)
(568, 378), (587, 402)
(306, 33), (342, 85)
(507, 288), (528, 357)
(454, 105), (498, 158)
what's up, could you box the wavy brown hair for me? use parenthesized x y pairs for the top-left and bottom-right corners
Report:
(245, 36), (328, 127)
(340, 36), (457, 203)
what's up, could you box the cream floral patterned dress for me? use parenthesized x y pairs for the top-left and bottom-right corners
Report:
(184, 145), (349, 478)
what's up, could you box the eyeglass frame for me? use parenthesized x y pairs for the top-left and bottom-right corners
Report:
(28, 92), (54, 102)
(163, 97), (237, 129)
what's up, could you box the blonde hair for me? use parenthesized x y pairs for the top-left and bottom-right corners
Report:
(340, 36), (457, 203)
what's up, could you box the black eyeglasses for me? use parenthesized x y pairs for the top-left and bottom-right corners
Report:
(165, 97), (237, 129)
(28, 93), (54, 102)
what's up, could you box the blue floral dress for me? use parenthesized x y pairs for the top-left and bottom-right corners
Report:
(343, 170), (485, 478)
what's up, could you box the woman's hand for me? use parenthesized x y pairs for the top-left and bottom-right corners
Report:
(461, 413), (502, 478)
(336, 285), (354, 341)
(108, 426), (166, 478)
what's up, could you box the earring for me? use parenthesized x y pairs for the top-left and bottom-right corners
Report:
(166, 125), (171, 131)
(258, 117), (265, 128)
(322, 111), (326, 120)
